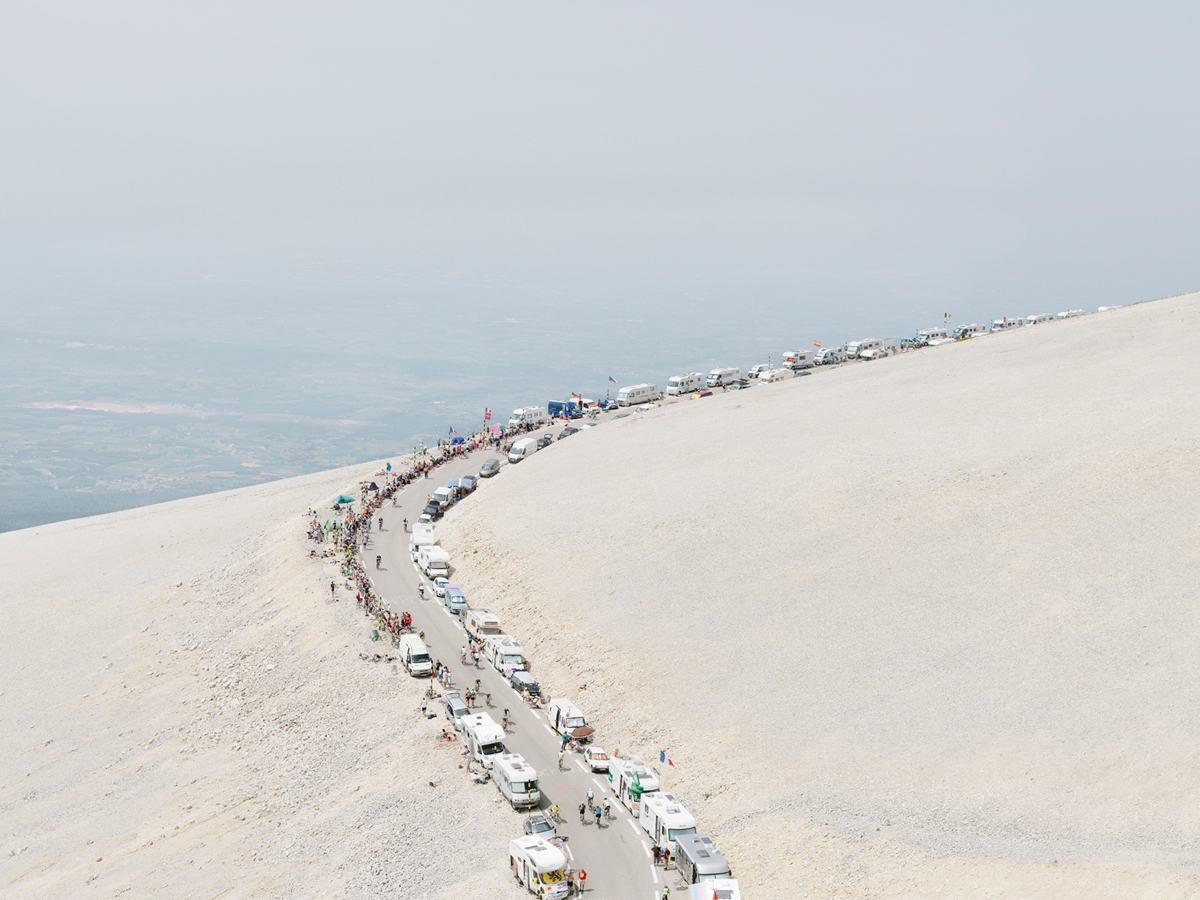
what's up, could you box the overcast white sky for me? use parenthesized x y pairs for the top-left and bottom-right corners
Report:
(2, 2), (1198, 318)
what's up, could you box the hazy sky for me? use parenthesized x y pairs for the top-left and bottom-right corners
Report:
(2, 2), (1198, 318)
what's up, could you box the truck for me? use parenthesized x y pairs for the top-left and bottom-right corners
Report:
(666, 373), (705, 395)
(444, 583), (467, 615)
(493, 753), (540, 809)
(485, 634), (526, 677)
(783, 350), (815, 369)
(508, 406), (548, 428)
(409, 523), (437, 561)
(464, 608), (502, 639)
(706, 368), (740, 388)
(418, 544), (450, 579)
(508, 437), (538, 464)
(461, 712), (506, 769)
(398, 634), (432, 677)
(639, 791), (697, 846)
(675, 833), (732, 884)
(616, 383), (658, 406)
(608, 753), (660, 813)
(546, 698), (591, 741)
(508, 836), (569, 900)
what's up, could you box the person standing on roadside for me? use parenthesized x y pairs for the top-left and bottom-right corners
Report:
(420, 697), (427, 717)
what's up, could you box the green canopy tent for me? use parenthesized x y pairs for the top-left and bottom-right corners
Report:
(335, 495), (356, 504)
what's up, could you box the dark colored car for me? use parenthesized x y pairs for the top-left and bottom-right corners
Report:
(536, 435), (554, 449)
(558, 427), (579, 439)
(478, 458), (501, 478)
(511, 669), (541, 696)
(612, 413), (630, 419)
(422, 503), (441, 519)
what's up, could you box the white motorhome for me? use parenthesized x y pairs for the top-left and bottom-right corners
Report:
(418, 544), (450, 579)
(464, 608), (502, 639)
(508, 837), (569, 900)
(398, 634), (432, 677)
(616, 383), (658, 406)
(639, 791), (698, 846)
(409, 524), (437, 561)
(783, 350), (815, 369)
(1025, 313), (1054, 326)
(990, 318), (1025, 332)
(675, 834), (732, 884)
(508, 406), (547, 428)
(846, 338), (886, 358)
(1057, 309), (1088, 319)
(608, 754), (660, 813)
(952, 323), (989, 339)
(546, 699), (589, 740)
(507, 437), (537, 464)
(859, 339), (896, 360)
(666, 373), (705, 395)
(706, 367), (740, 387)
(493, 753), (540, 809)
(759, 368), (793, 384)
(815, 346), (845, 364)
(686, 880), (743, 900)
(916, 328), (950, 345)
(461, 712), (506, 768)
(484, 634), (526, 677)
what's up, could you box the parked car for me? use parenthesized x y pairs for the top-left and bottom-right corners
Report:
(612, 413), (630, 420)
(479, 458), (501, 478)
(726, 379), (753, 390)
(422, 503), (441, 520)
(432, 577), (448, 598)
(416, 513), (433, 526)
(536, 435), (554, 449)
(558, 427), (579, 439)
(583, 747), (609, 772)
(602, 399), (619, 410)
(696, 390), (714, 398)
(522, 814), (555, 836)
(510, 669), (540, 697)
(443, 693), (470, 730)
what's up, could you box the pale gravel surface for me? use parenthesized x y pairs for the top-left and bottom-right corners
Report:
(0, 464), (526, 899)
(440, 290), (1200, 899)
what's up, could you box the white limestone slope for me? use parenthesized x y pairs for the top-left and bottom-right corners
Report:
(440, 291), (1200, 898)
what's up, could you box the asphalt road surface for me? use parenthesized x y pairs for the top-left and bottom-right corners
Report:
(366, 440), (679, 899)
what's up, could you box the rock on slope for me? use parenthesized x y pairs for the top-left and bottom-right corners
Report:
(440, 291), (1200, 899)
(0, 464), (523, 900)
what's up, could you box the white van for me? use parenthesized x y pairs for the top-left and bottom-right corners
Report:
(464, 608), (502, 639)
(783, 350), (815, 369)
(508, 438), (538, 463)
(493, 753), (540, 809)
(507, 406), (547, 428)
(666, 373), (705, 395)
(760, 368), (793, 384)
(418, 544), (449, 579)
(639, 791), (697, 846)
(430, 486), (452, 509)
(616, 383), (658, 406)
(746, 364), (771, 379)
(398, 634), (432, 677)
(546, 698), (589, 740)
(484, 634), (526, 677)
(508, 837), (568, 900)
(1024, 313), (1054, 326)
(990, 317), (1025, 332)
(608, 754), (660, 813)
(706, 368), (740, 388)
(461, 712), (506, 769)
(952, 323), (989, 339)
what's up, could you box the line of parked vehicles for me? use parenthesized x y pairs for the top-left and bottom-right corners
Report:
(397, 476), (739, 898)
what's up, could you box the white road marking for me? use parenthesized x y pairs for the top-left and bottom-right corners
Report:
(562, 842), (574, 862)
(651, 865), (659, 884)
(542, 723), (555, 736)
(628, 819), (641, 836)
(574, 759), (588, 773)
(641, 840), (651, 857)
(592, 777), (606, 791)
(530, 710), (542, 721)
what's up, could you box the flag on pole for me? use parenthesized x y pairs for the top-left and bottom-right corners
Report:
(571, 393), (582, 401)
(659, 750), (674, 767)
(608, 376), (617, 383)
(386, 462), (391, 473)
(484, 408), (491, 421)
(813, 340), (821, 348)
(449, 426), (457, 435)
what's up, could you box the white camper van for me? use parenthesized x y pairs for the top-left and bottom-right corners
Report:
(508, 837), (569, 900)
(675, 834), (733, 884)
(952, 323), (989, 339)
(461, 712), (506, 768)
(409, 523), (437, 561)
(760, 368), (793, 384)
(706, 368), (740, 387)
(493, 753), (540, 809)
(916, 328), (950, 345)
(990, 318), (1025, 332)
(508, 406), (547, 428)
(639, 792), (698, 845)
(418, 544), (450, 579)
(464, 608), (502, 639)
(546, 699), (589, 740)
(815, 346), (845, 364)
(783, 350), (815, 369)
(1057, 309), (1088, 319)
(398, 634), (432, 677)
(666, 373), (705, 395)
(746, 364), (771, 379)
(608, 754), (660, 813)
(485, 634), (526, 677)
(846, 338), (885, 358)
(1025, 313), (1054, 326)
(507, 437), (538, 464)
(616, 383), (658, 406)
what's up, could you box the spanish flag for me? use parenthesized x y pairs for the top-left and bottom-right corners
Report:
(813, 340), (821, 348)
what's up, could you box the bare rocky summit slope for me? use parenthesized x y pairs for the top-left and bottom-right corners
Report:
(440, 291), (1200, 899)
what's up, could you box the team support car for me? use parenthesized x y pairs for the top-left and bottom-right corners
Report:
(510, 669), (540, 697)
(443, 692), (470, 730)
(522, 814), (555, 836)
(583, 747), (609, 772)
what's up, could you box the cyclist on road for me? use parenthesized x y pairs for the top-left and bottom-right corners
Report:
(558, 751), (564, 770)
(586, 788), (594, 805)
(594, 805), (601, 826)
(603, 797), (611, 819)
(375, 555), (381, 568)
